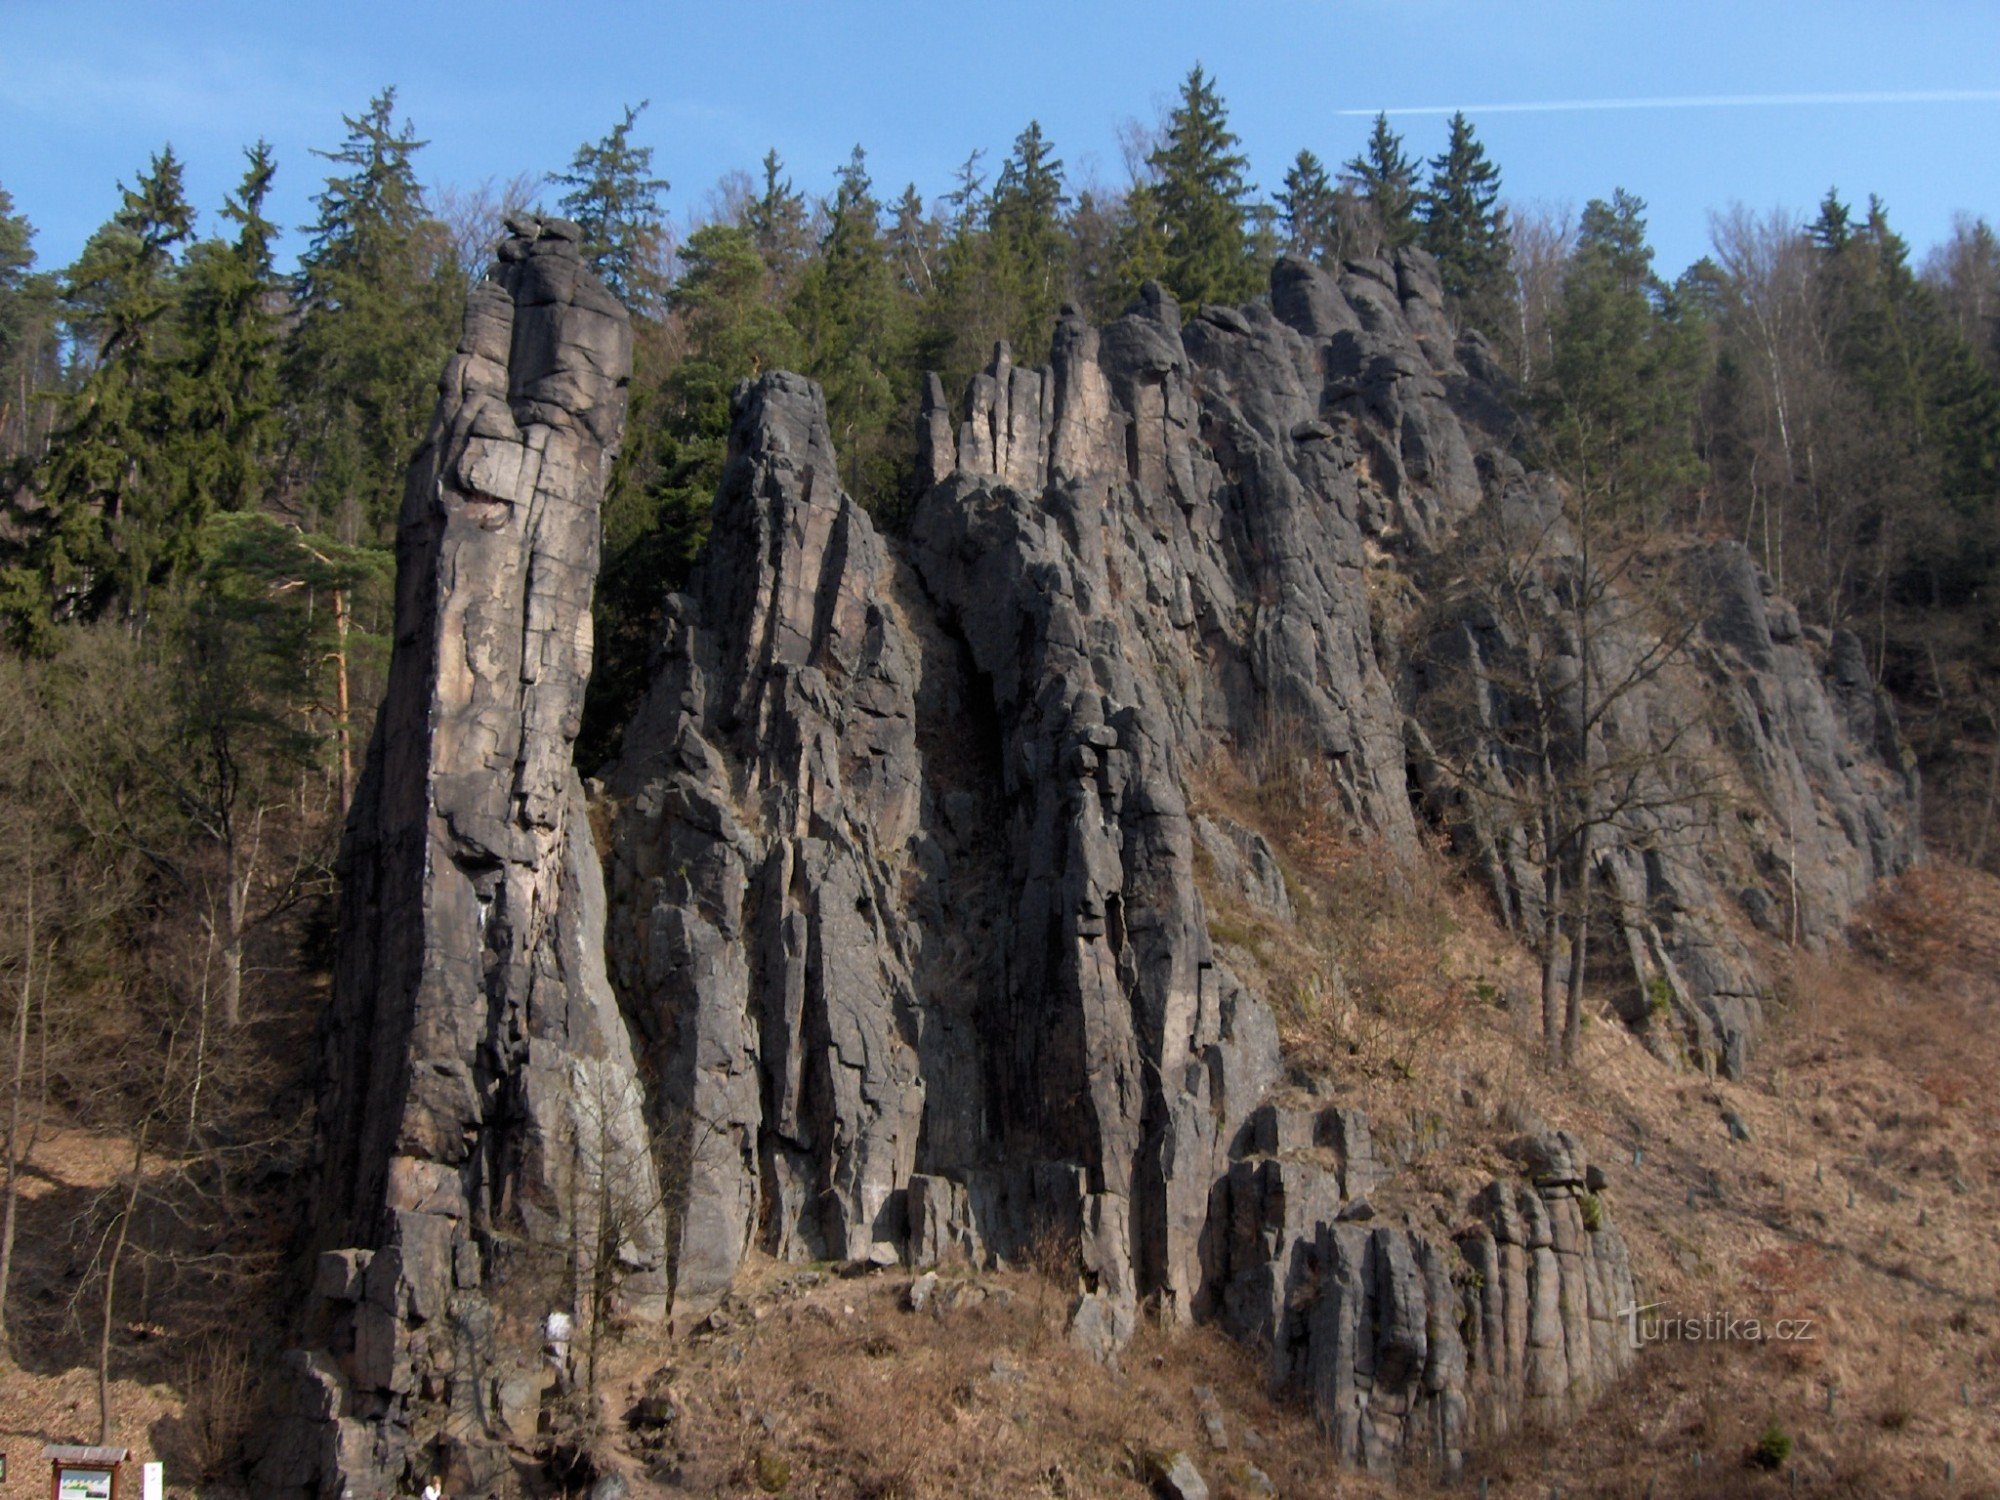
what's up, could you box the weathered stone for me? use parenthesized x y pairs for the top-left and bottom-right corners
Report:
(264, 218), (650, 1500)
(1146, 1450), (1211, 1500)
(291, 237), (1915, 1490)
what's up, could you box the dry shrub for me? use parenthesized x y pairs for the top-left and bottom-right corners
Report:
(1195, 719), (1486, 1084)
(164, 1333), (261, 1480)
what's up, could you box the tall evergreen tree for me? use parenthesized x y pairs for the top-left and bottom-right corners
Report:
(0, 187), (37, 423)
(1418, 112), (1512, 332)
(792, 147), (910, 503)
(0, 187), (58, 465)
(1276, 149), (1338, 263)
(584, 218), (804, 763)
(27, 148), (196, 626)
(1538, 190), (1709, 523)
(552, 102), (671, 314)
(886, 184), (941, 299)
(745, 150), (812, 289)
(171, 143), (282, 524)
(284, 89), (461, 542)
(1147, 66), (1258, 307)
(988, 121), (1070, 358)
(1343, 114), (1419, 251)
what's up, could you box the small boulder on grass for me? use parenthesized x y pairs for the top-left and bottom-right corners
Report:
(1140, 1447), (1210, 1500)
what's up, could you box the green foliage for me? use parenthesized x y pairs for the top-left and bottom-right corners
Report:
(1109, 182), (1170, 309)
(988, 121), (1070, 358)
(1344, 114), (1419, 252)
(791, 146), (914, 507)
(746, 150), (813, 289)
(1418, 112), (1513, 336)
(29, 147), (197, 623)
(584, 221), (803, 764)
(1147, 66), (1258, 307)
(1579, 1192), (1604, 1232)
(284, 89), (462, 542)
(1751, 1420), (1793, 1469)
(1277, 150), (1338, 264)
(168, 143), (282, 527)
(1536, 189), (1710, 523)
(552, 101), (670, 314)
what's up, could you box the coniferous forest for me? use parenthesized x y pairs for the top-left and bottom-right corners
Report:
(0, 68), (1996, 1476)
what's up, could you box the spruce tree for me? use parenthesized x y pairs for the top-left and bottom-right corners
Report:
(1418, 112), (1512, 332)
(1276, 149), (1338, 263)
(1343, 114), (1419, 252)
(552, 102), (670, 314)
(30, 148), (195, 625)
(285, 89), (461, 542)
(171, 143), (282, 524)
(1147, 66), (1258, 307)
(1538, 189), (1709, 523)
(989, 121), (1070, 358)
(745, 150), (813, 290)
(792, 147), (909, 503)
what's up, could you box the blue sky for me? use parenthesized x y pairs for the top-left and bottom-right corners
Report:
(4, 0), (1997, 282)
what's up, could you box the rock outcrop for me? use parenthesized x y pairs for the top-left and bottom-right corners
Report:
(1214, 1112), (1634, 1478)
(289, 239), (1916, 1492)
(602, 250), (1910, 1463)
(266, 217), (659, 1499)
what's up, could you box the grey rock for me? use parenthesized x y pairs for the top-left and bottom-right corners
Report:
(1150, 1450), (1210, 1500)
(288, 241), (1916, 1491)
(264, 219), (651, 1500)
(906, 1271), (938, 1313)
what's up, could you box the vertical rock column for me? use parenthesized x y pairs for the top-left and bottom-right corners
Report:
(273, 217), (663, 1500)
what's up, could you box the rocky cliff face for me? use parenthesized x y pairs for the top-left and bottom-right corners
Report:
(267, 218), (662, 1497)
(284, 241), (1916, 1495)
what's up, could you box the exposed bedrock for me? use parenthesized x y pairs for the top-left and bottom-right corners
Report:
(603, 250), (1911, 1466)
(288, 239), (1916, 1491)
(266, 217), (657, 1499)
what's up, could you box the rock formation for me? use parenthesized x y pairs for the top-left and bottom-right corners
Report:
(266, 217), (660, 1497)
(284, 238), (1917, 1494)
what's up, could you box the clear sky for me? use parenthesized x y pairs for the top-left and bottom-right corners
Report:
(4, 0), (1997, 282)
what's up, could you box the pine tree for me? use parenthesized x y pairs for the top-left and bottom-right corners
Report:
(745, 150), (812, 289)
(989, 121), (1070, 358)
(1147, 66), (1258, 307)
(792, 147), (909, 503)
(1343, 114), (1419, 252)
(285, 89), (461, 542)
(1538, 189), (1709, 524)
(171, 143), (281, 523)
(29, 148), (196, 625)
(552, 102), (670, 314)
(1418, 112), (1512, 333)
(1276, 150), (1338, 263)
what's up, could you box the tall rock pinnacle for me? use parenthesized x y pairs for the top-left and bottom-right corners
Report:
(266, 217), (661, 1499)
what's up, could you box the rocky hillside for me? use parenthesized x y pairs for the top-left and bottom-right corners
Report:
(263, 221), (1920, 1498)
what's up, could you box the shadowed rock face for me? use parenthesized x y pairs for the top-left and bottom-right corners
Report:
(604, 251), (1911, 1469)
(267, 217), (661, 1499)
(287, 241), (1915, 1492)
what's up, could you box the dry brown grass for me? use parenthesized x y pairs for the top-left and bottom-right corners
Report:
(590, 1256), (1409, 1499)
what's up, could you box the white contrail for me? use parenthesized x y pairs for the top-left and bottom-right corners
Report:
(1339, 90), (2000, 117)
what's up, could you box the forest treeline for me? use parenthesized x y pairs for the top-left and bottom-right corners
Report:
(0, 66), (1996, 1447)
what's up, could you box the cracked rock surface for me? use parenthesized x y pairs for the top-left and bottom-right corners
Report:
(266, 218), (658, 1499)
(286, 243), (1915, 1493)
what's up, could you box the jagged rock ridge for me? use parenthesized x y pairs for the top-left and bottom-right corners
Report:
(603, 249), (1911, 1466)
(267, 217), (662, 1497)
(284, 240), (1915, 1494)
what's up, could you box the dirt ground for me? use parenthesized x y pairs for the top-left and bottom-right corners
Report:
(2, 859), (1996, 1498)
